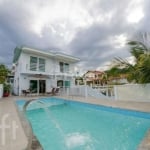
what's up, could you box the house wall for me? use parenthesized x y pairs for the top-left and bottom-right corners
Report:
(18, 51), (76, 75)
(19, 52), (54, 74)
(13, 55), (22, 95)
(85, 72), (95, 78)
(0, 84), (3, 98)
(13, 51), (77, 95)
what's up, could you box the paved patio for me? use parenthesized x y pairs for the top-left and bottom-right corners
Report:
(0, 95), (150, 150)
(0, 97), (28, 150)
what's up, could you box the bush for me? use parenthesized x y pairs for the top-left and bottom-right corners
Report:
(3, 83), (11, 93)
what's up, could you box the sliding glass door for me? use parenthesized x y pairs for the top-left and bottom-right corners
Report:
(39, 80), (46, 94)
(30, 80), (38, 93)
(29, 80), (46, 94)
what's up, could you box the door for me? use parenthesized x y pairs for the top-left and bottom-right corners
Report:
(30, 80), (38, 93)
(39, 80), (46, 94)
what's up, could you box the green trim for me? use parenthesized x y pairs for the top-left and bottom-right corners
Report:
(13, 47), (22, 63)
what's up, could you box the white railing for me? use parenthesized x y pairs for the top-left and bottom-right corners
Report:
(92, 85), (114, 97)
(60, 85), (112, 100)
(60, 83), (150, 102)
(87, 86), (111, 100)
(59, 86), (86, 97)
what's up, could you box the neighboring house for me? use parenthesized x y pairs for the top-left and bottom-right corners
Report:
(107, 75), (128, 85)
(12, 46), (80, 96)
(83, 70), (106, 86)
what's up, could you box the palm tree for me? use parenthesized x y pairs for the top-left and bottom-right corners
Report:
(115, 32), (150, 83)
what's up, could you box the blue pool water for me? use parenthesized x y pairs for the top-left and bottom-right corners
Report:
(16, 98), (150, 150)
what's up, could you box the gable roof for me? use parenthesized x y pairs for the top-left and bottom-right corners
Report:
(83, 70), (105, 76)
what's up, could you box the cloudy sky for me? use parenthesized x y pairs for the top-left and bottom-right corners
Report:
(0, 0), (149, 73)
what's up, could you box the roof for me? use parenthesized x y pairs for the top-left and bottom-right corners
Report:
(83, 70), (105, 76)
(13, 46), (80, 63)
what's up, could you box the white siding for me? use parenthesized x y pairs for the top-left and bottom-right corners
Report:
(13, 50), (78, 95)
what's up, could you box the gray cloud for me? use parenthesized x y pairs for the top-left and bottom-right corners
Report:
(0, 0), (149, 73)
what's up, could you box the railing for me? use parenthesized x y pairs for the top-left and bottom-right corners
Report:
(87, 86), (111, 100)
(60, 85), (113, 100)
(92, 85), (114, 97)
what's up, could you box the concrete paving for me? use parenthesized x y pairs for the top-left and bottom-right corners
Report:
(0, 97), (28, 150)
(58, 95), (150, 113)
(0, 95), (150, 150)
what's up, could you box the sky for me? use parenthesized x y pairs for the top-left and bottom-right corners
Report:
(0, 0), (150, 74)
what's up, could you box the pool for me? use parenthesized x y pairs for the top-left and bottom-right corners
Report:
(16, 98), (150, 150)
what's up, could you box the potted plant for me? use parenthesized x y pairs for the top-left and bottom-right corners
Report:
(3, 83), (11, 97)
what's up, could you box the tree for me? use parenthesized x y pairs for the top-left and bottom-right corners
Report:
(115, 33), (150, 83)
(106, 66), (129, 84)
(0, 64), (10, 84)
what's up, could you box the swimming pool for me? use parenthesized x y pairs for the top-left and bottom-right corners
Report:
(16, 98), (150, 150)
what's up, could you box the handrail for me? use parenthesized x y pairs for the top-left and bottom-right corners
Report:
(87, 86), (110, 99)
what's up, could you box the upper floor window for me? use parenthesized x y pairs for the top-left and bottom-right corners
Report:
(59, 62), (69, 73)
(39, 58), (45, 72)
(30, 56), (45, 72)
(59, 62), (63, 73)
(30, 56), (37, 71)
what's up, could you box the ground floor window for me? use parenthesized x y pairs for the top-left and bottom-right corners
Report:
(57, 80), (70, 87)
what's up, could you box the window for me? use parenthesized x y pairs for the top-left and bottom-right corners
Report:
(30, 56), (45, 72)
(30, 56), (37, 71)
(64, 63), (69, 72)
(39, 58), (45, 72)
(59, 62), (69, 73)
(59, 62), (64, 73)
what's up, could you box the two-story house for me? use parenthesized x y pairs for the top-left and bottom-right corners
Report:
(83, 70), (106, 86)
(12, 46), (80, 95)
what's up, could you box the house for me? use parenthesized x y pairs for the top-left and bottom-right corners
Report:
(83, 70), (106, 86)
(12, 46), (80, 96)
(107, 75), (128, 85)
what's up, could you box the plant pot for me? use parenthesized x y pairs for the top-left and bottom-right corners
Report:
(3, 92), (9, 97)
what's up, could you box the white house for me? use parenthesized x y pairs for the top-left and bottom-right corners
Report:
(12, 46), (80, 96)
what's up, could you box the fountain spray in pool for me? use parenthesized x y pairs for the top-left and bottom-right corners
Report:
(23, 99), (94, 149)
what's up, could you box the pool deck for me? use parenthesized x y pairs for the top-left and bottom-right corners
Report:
(0, 97), (28, 150)
(0, 95), (150, 150)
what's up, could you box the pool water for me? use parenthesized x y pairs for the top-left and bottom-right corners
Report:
(17, 98), (150, 150)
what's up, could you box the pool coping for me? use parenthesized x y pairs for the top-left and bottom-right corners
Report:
(16, 96), (150, 150)
(14, 100), (43, 150)
(58, 96), (150, 150)
(2, 95), (150, 150)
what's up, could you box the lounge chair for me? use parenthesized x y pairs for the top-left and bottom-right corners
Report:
(46, 88), (55, 95)
(53, 87), (60, 95)
(46, 87), (60, 96)
(22, 89), (30, 96)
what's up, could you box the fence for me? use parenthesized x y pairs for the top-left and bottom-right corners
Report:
(60, 84), (150, 102)
(114, 84), (150, 102)
(60, 85), (112, 100)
